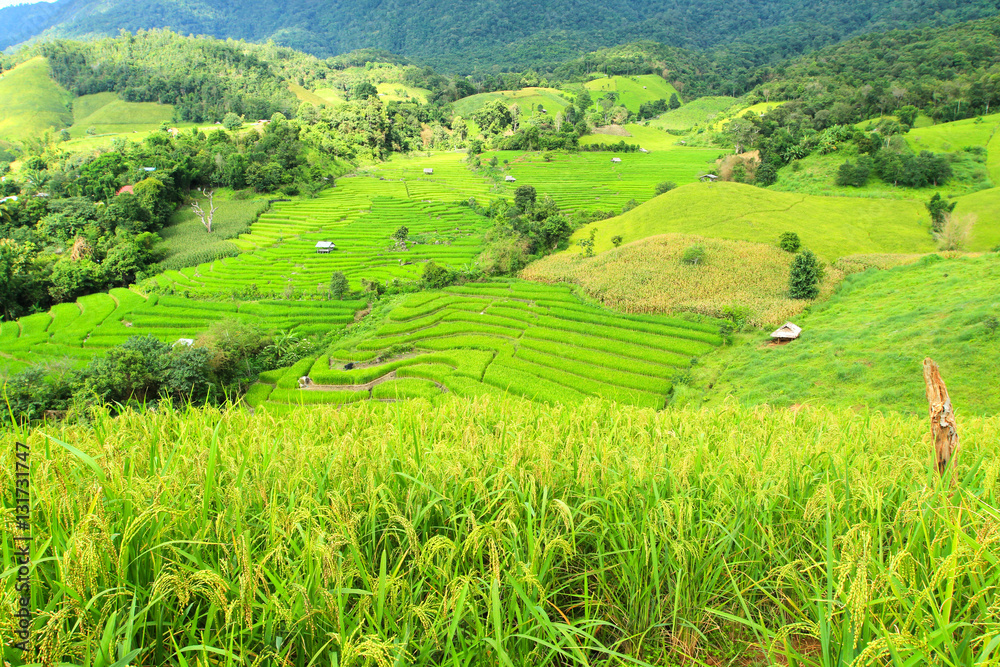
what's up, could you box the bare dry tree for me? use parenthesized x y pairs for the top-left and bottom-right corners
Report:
(936, 212), (976, 251)
(69, 236), (91, 261)
(192, 189), (218, 233)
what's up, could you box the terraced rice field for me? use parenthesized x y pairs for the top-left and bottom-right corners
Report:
(582, 75), (680, 113)
(0, 287), (367, 374)
(249, 281), (723, 410)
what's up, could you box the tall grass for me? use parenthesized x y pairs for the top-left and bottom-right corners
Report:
(2, 397), (998, 665)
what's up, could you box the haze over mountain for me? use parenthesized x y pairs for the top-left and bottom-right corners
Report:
(3, 0), (1000, 71)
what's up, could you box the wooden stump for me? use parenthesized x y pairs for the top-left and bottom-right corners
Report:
(923, 358), (959, 479)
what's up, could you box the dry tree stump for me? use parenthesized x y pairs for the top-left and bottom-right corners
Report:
(923, 358), (959, 480)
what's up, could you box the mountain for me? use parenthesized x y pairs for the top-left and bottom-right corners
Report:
(3, 0), (1000, 72)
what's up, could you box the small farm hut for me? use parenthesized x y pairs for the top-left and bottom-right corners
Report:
(505, 175), (517, 182)
(423, 168), (434, 175)
(638, 148), (649, 153)
(174, 338), (194, 347)
(699, 174), (718, 182)
(142, 166), (157, 172)
(611, 157), (622, 163)
(770, 322), (802, 341)
(315, 241), (336, 254)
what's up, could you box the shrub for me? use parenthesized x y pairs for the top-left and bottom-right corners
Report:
(655, 181), (677, 196)
(329, 271), (349, 300)
(778, 232), (801, 253)
(789, 249), (822, 299)
(611, 235), (623, 248)
(681, 244), (706, 265)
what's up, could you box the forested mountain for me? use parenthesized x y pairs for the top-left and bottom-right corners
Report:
(2, 0), (1000, 72)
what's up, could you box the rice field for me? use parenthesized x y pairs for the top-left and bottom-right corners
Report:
(0, 287), (367, 374)
(452, 87), (572, 119)
(250, 281), (723, 411)
(1, 398), (997, 665)
(523, 233), (855, 327)
(650, 96), (737, 131)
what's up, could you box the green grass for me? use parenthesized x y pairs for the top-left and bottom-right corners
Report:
(565, 181), (939, 259)
(156, 193), (270, 271)
(710, 101), (784, 131)
(2, 398), (997, 665)
(693, 253), (1000, 415)
(905, 112), (1000, 156)
(582, 74), (679, 113)
(288, 83), (330, 107)
(67, 92), (175, 137)
(649, 96), (737, 131)
(376, 82), (430, 103)
(773, 150), (992, 199)
(956, 187), (1000, 250)
(0, 56), (72, 139)
(452, 87), (571, 120)
(312, 87), (347, 105)
(579, 124), (688, 151)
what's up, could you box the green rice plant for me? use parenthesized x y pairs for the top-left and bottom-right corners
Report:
(371, 378), (442, 400)
(275, 357), (316, 388)
(243, 382), (275, 406)
(267, 387), (370, 404)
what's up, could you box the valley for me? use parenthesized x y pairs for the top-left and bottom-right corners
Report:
(1, 14), (999, 667)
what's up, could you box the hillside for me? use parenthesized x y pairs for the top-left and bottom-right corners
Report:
(0, 56), (72, 138)
(582, 74), (679, 112)
(4, 0), (1000, 71)
(697, 254), (1000, 415)
(452, 88), (571, 119)
(564, 181), (942, 259)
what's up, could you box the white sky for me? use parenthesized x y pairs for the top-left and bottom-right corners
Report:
(0, 0), (57, 9)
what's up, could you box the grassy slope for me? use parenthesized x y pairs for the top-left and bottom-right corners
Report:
(696, 254), (1000, 415)
(649, 96), (736, 131)
(68, 96), (175, 137)
(905, 112), (1000, 154)
(583, 74), (679, 112)
(0, 56), (72, 138)
(312, 87), (347, 105)
(376, 82), (430, 103)
(452, 87), (571, 118)
(565, 181), (937, 259)
(579, 124), (691, 151)
(772, 150), (992, 199)
(289, 83), (330, 107)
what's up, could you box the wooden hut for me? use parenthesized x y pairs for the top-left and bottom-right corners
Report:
(770, 322), (802, 341)
(699, 174), (719, 182)
(315, 241), (336, 254)
(505, 175), (517, 182)
(423, 168), (434, 175)
(611, 157), (622, 163)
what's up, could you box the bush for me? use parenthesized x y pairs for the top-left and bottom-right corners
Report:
(329, 271), (349, 300)
(655, 181), (677, 196)
(778, 232), (801, 253)
(611, 235), (623, 248)
(789, 249), (822, 299)
(681, 244), (706, 265)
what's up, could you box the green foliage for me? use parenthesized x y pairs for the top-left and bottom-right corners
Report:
(222, 112), (242, 131)
(611, 235), (623, 248)
(328, 271), (349, 300)
(926, 193), (958, 233)
(680, 244), (705, 265)
(421, 261), (453, 289)
(788, 248), (821, 299)
(778, 231), (801, 253)
(654, 181), (677, 196)
(835, 158), (872, 187)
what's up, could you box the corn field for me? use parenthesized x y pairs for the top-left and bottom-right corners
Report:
(2, 396), (999, 666)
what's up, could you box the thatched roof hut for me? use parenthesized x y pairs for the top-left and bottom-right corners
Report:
(771, 322), (802, 341)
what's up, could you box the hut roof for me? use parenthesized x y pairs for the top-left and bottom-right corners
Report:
(116, 185), (134, 196)
(770, 322), (802, 340)
(174, 338), (194, 347)
(315, 241), (336, 249)
(423, 168), (434, 174)
(611, 157), (622, 163)
(505, 175), (516, 182)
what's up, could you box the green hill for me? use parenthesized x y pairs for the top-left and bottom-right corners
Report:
(453, 88), (571, 119)
(564, 181), (941, 260)
(583, 74), (679, 112)
(905, 112), (1000, 156)
(0, 56), (72, 138)
(698, 253), (1000, 415)
(68, 93), (175, 136)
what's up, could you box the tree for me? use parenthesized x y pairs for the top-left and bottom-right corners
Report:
(351, 82), (378, 100)
(681, 244), (705, 265)
(329, 271), (349, 300)
(789, 249), (822, 299)
(576, 89), (592, 110)
(392, 226), (409, 248)
(755, 163), (778, 187)
(778, 232), (801, 253)
(668, 93), (681, 110)
(936, 213), (976, 251)
(926, 193), (957, 232)
(222, 112), (243, 131)
(513, 185), (537, 214)
(611, 235), (623, 248)
(655, 181), (677, 196)
(422, 261), (452, 288)
(191, 190), (218, 233)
